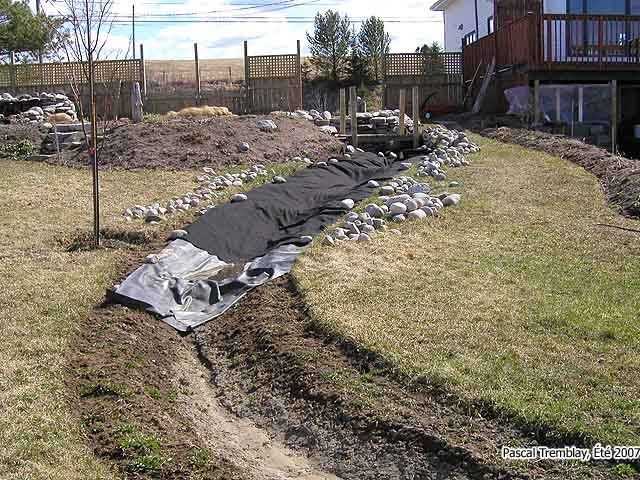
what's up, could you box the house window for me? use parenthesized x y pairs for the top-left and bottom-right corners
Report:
(462, 31), (477, 47)
(488, 16), (495, 34)
(568, 0), (628, 14)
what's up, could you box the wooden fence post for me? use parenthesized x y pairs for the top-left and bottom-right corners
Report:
(139, 44), (147, 98)
(349, 86), (358, 147)
(296, 39), (303, 110)
(194, 43), (201, 106)
(9, 52), (16, 92)
(340, 88), (346, 134)
(244, 40), (251, 113)
(399, 88), (406, 135)
(412, 86), (420, 147)
(611, 80), (618, 153)
(534, 80), (540, 124)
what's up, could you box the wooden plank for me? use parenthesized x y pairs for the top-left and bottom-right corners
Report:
(350, 86), (358, 147)
(296, 40), (303, 110)
(139, 44), (147, 98)
(412, 86), (420, 148)
(611, 80), (618, 153)
(339, 89), (346, 134)
(398, 89), (406, 135)
(472, 57), (495, 114)
(534, 80), (541, 124)
(194, 43), (201, 105)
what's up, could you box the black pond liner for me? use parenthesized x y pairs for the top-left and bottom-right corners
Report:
(113, 151), (426, 332)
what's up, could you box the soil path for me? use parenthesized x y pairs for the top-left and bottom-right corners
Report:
(176, 345), (341, 480)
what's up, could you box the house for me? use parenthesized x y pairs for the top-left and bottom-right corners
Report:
(431, 0), (640, 153)
(430, 0), (495, 52)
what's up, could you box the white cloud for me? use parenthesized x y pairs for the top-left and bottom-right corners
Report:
(36, 0), (445, 60)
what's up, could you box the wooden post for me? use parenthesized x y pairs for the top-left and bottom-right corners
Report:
(9, 51), (16, 92)
(139, 44), (147, 98)
(339, 88), (347, 134)
(578, 86), (584, 122)
(534, 80), (541, 124)
(399, 88), (406, 135)
(611, 80), (618, 153)
(349, 86), (358, 147)
(555, 87), (561, 122)
(194, 43), (201, 106)
(412, 86), (420, 147)
(244, 40), (251, 112)
(296, 40), (303, 110)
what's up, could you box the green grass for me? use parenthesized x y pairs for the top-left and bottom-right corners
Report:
(294, 134), (640, 446)
(0, 156), (303, 479)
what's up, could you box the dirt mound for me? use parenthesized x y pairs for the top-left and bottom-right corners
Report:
(57, 115), (342, 170)
(0, 124), (45, 146)
(483, 127), (640, 218)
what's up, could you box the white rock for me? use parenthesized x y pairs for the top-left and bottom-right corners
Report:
(323, 235), (335, 246)
(389, 202), (408, 215)
(273, 176), (287, 184)
(367, 180), (380, 188)
(391, 214), (406, 223)
(168, 229), (188, 240)
(404, 199), (419, 212)
(340, 199), (355, 210)
(365, 204), (385, 218)
(408, 209), (427, 220)
(357, 233), (371, 242)
(346, 145), (356, 153)
(442, 194), (461, 207)
(231, 193), (248, 202)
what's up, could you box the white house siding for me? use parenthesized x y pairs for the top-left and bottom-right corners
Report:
(441, 0), (495, 51)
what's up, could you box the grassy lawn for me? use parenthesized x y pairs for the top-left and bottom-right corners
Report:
(0, 158), (299, 479)
(294, 134), (640, 446)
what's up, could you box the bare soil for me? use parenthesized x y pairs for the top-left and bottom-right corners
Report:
(482, 127), (640, 218)
(0, 124), (45, 145)
(67, 252), (618, 480)
(55, 115), (342, 170)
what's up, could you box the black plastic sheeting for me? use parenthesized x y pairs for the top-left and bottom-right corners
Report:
(114, 152), (421, 331)
(186, 152), (414, 262)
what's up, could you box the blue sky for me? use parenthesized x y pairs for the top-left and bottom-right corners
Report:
(34, 0), (444, 60)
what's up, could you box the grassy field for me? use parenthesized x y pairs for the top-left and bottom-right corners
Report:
(294, 134), (640, 446)
(146, 59), (244, 89)
(0, 155), (300, 479)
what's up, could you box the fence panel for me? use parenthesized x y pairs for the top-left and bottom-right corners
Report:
(244, 42), (302, 113)
(0, 59), (141, 89)
(383, 52), (463, 112)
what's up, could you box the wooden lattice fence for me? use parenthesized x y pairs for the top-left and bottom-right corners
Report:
(244, 41), (302, 113)
(0, 59), (142, 89)
(383, 52), (464, 113)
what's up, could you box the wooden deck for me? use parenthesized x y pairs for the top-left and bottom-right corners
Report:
(463, 12), (640, 83)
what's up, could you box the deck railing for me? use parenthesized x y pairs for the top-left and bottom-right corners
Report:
(542, 14), (640, 68)
(463, 12), (640, 82)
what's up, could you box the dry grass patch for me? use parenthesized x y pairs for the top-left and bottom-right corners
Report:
(0, 158), (299, 479)
(294, 134), (640, 446)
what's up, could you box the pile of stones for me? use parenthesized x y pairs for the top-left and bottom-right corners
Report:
(123, 164), (270, 223)
(322, 175), (462, 246)
(416, 127), (481, 181)
(0, 92), (77, 124)
(276, 109), (415, 136)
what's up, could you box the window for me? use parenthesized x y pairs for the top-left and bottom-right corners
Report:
(462, 31), (477, 48)
(568, 0), (629, 14)
(487, 16), (494, 34)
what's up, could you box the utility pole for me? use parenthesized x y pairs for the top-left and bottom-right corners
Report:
(85, 0), (100, 247)
(132, 4), (136, 60)
(36, 0), (43, 81)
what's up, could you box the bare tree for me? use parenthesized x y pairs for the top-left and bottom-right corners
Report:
(54, 0), (131, 246)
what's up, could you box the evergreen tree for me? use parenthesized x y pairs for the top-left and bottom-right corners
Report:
(357, 16), (391, 83)
(0, 0), (60, 60)
(306, 10), (352, 82)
